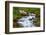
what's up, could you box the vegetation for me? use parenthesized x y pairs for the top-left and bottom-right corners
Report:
(13, 7), (40, 28)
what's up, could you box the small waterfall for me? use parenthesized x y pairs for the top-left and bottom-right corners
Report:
(17, 12), (35, 27)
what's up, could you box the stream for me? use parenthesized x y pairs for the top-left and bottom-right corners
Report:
(17, 13), (36, 27)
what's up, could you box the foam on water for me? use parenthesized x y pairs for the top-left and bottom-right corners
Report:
(17, 13), (35, 27)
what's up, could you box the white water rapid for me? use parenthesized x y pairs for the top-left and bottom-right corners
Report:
(17, 13), (35, 27)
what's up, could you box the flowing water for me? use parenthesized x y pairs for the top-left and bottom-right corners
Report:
(17, 13), (35, 27)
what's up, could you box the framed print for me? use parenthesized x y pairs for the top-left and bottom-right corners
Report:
(5, 1), (45, 34)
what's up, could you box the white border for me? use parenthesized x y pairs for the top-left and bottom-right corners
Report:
(9, 3), (44, 32)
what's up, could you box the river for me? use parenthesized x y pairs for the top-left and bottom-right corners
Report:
(17, 13), (36, 27)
